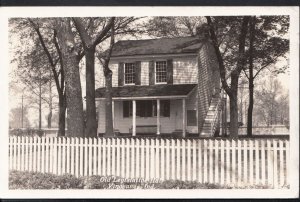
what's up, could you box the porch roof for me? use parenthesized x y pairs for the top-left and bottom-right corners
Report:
(95, 84), (197, 100)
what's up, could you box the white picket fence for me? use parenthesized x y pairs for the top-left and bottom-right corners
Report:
(9, 136), (289, 188)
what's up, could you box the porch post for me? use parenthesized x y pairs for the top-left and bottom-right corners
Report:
(182, 99), (186, 138)
(132, 100), (136, 136)
(156, 99), (160, 135)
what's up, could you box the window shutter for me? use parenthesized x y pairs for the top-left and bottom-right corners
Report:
(149, 61), (155, 85)
(135, 61), (141, 85)
(167, 59), (173, 84)
(118, 62), (124, 86)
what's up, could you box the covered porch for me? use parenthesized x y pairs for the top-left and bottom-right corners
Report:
(95, 84), (198, 137)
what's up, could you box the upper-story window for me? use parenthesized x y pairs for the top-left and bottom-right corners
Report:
(155, 61), (167, 84)
(124, 63), (136, 84)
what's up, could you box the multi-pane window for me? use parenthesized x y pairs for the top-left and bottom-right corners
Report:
(124, 63), (135, 84)
(155, 61), (167, 83)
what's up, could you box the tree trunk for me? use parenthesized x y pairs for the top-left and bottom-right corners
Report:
(85, 48), (97, 137)
(246, 16), (256, 137)
(229, 72), (239, 138)
(56, 18), (84, 137)
(104, 70), (114, 137)
(47, 73), (53, 128)
(58, 93), (66, 136)
(39, 76), (42, 130)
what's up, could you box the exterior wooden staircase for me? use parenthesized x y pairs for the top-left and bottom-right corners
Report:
(200, 90), (226, 137)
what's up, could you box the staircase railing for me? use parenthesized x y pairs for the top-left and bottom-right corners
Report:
(210, 89), (225, 136)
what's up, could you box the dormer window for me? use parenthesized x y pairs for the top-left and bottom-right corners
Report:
(155, 61), (167, 84)
(124, 63), (136, 84)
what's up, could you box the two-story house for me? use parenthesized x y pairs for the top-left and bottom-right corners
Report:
(95, 32), (227, 137)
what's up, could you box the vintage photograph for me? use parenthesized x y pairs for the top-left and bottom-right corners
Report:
(5, 11), (296, 194)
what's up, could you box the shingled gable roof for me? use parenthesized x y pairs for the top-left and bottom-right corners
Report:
(110, 36), (206, 57)
(95, 84), (197, 99)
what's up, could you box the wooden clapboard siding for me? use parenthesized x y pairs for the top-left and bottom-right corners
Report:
(141, 61), (149, 85)
(173, 56), (198, 84)
(9, 137), (290, 188)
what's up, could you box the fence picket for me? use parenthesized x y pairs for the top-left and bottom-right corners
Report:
(79, 138), (83, 176)
(98, 138), (102, 176)
(88, 138), (93, 176)
(103, 138), (107, 176)
(231, 140), (236, 185)
(166, 139), (170, 180)
(33, 136), (37, 172)
(75, 137), (80, 177)
(220, 139), (224, 185)
(107, 138), (111, 176)
(255, 140), (260, 184)
(267, 140), (273, 187)
(203, 139), (208, 183)
(49, 137), (53, 173)
(261, 139), (266, 185)
(150, 139), (155, 179)
(145, 138), (150, 180)
(112, 138), (116, 177)
(249, 139), (253, 185)
(187, 139), (191, 181)
(279, 140), (284, 187)
(70, 138), (75, 175)
(155, 139), (160, 179)
(140, 139), (144, 179)
(273, 139), (278, 188)
(209, 139), (213, 183)
(237, 140), (241, 186)
(57, 138), (61, 175)
(192, 139), (196, 181)
(136, 138), (140, 178)
(126, 138), (130, 179)
(243, 140), (248, 185)
(45, 137), (49, 173)
(176, 139), (180, 180)
(182, 139), (187, 181)
(215, 139), (219, 184)
(41, 137), (45, 173)
(121, 138), (125, 178)
(20, 136), (25, 171)
(198, 139), (202, 183)
(171, 139), (175, 180)
(84, 138), (88, 176)
(161, 139), (165, 181)
(285, 140), (289, 186)
(131, 138), (135, 179)
(116, 138), (120, 177)
(225, 140), (230, 185)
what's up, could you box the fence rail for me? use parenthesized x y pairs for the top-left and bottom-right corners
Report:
(9, 136), (289, 188)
